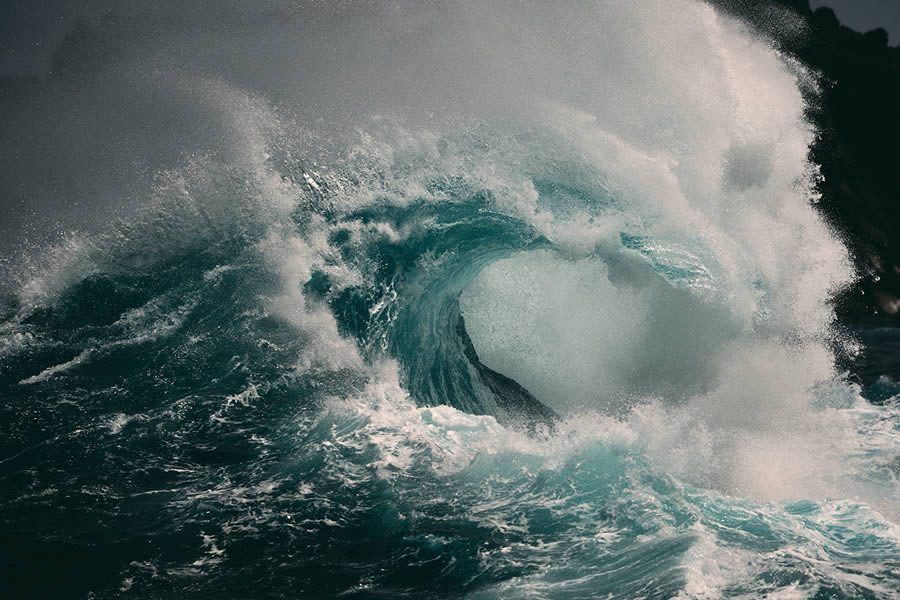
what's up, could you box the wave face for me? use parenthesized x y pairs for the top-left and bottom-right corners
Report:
(2, 1), (900, 598)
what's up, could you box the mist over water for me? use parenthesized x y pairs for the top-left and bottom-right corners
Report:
(2, 1), (899, 598)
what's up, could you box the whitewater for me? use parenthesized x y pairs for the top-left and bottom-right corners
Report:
(1, 1), (899, 598)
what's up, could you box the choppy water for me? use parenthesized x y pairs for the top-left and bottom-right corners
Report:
(2, 1), (899, 598)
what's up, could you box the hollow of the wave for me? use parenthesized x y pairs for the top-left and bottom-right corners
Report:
(458, 249), (739, 414)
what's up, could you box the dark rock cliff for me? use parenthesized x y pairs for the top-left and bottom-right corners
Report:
(715, 0), (900, 322)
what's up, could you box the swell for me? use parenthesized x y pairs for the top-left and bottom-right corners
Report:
(456, 312), (559, 429)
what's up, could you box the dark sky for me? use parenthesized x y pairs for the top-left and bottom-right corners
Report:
(0, 1), (899, 77)
(809, 0), (900, 44)
(0, 0), (226, 77)
(0, 0), (78, 76)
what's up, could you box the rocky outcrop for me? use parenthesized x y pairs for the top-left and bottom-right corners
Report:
(715, 0), (900, 321)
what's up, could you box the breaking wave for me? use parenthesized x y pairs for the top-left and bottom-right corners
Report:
(2, 1), (899, 598)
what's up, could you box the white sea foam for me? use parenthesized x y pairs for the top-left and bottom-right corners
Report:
(18, 349), (94, 385)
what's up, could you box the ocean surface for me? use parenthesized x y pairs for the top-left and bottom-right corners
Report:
(1, 1), (899, 598)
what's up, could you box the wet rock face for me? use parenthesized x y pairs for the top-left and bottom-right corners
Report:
(715, 0), (900, 322)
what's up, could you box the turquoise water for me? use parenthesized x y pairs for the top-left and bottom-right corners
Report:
(2, 2), (900, 598)
(3, 125), (899, 598)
